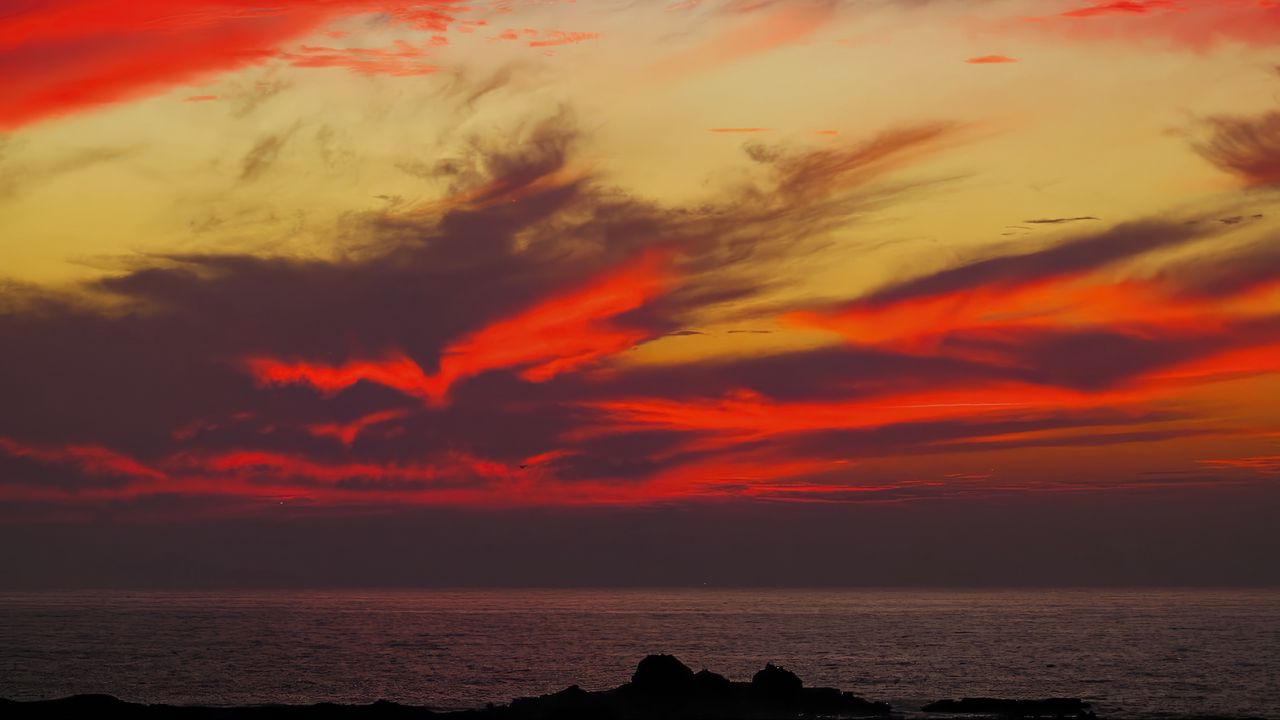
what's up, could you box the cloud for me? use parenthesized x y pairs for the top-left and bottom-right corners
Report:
(0, 113), (969, 508)
(527, 31), (601, 48)
(965, 55), (1018, 64)
(749, 122), (958, 202)
(274, 40), (440, 76)
(1026, 0), (1280, 52)
(1194, 111), (1280, 188)
(649, 0), (837, 83)
(0, 1), (466, 129)
(0, 142), (140, 201)
(244, 249), (677, 407)
(784, 218), (1280, 383)
(1024, 216), (1099, 224)
(576, 383), (1151, 445)
(1201, 455), (1280, 474)
(839, 219), (1207, 307)
(1060, 1), (1179, 19)
(0, 437), (165, 484)
(239, 126), (298, 181)
(1156, 236), (1280, 299)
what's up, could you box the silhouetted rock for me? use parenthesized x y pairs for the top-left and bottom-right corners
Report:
(750, 663), (802, 700)
(0, 658), (908, 719)
(508, 685), (604, 720)
(629, 654), (695, 695)
(690, 669), (731, 695)
(923, 697), (1096, 718)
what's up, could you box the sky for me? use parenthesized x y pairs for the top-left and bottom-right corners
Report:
(1, 0), (1278, 587)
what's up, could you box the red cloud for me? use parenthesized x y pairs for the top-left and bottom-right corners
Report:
(966, 55), (1018, 64)
(275, 40), (440, 77)
(1061, 1), (1179, 18)
(245, 352), (445, 404)
(0, 437), (165, 482)
(785, 276), (1236, 354)
(176, 448), (512, 485)
(577, 384), (1149, 450)
(0, 0), (465, 129)
(306, 409), (412, 446)
(245, 250), (677, 406)
(1028, 0), (1280, 51)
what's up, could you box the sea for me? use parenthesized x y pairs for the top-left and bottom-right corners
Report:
(1, 589), (1277, 718)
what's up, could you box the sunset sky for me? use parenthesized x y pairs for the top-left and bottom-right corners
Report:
(1, 0), (1279, 584)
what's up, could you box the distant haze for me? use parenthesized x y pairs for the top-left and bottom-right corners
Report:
(3, 486), (1277, 589)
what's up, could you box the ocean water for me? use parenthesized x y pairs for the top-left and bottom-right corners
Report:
(0, 589), (1277, 718)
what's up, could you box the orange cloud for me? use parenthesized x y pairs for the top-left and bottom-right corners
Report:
(527, 31), (600, 48)
(966, 55), (1018, 64)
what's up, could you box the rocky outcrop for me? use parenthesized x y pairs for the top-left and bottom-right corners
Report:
(630, 654), (696, 694)
(508, 654), (890, 719)
(750, 663), (803, 701)
(4, 657), (1104, 720)
(0, 655), (891, 720)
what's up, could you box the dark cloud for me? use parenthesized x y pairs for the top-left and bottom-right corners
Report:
(859, 218), (1208, 305)
(937, 324), (1265, 391)
(1154, 233), (1280, 298)
(239, 125), (299, 182)
(1023, 216), (1099, 224)
(1218, 214), (1264, 225)
(781, 409), (1198, 461)
(1194, 111), (1280, 188)
(0, 141), (141, 201)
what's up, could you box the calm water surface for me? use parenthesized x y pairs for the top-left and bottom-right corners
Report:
(1, 589), (1277, 718)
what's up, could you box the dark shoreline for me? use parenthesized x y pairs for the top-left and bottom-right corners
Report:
(1, 654), (1107, 719)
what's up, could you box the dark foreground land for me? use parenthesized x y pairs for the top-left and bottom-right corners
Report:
(2, 655), (1098, 719)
